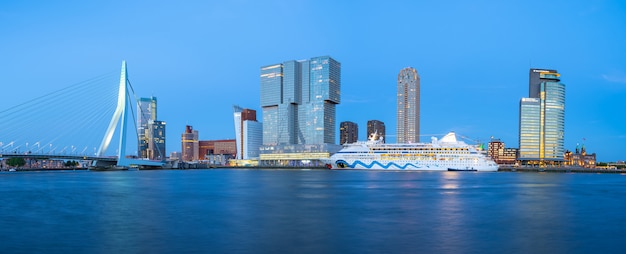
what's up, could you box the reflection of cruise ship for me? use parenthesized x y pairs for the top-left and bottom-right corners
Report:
(322, 132), (498, 171)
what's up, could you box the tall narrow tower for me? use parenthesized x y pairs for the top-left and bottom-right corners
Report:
(397, 67), (420, 143)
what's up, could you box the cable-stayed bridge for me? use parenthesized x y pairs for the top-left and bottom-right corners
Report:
(0, 61), (164, 169)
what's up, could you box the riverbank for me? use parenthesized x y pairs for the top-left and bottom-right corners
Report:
(498, 166), (626, 174)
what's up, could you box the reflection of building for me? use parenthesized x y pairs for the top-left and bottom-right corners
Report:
(233, 106), (262, 160)
(339, 121), (358, 144)
(259, 56), (342, 167)
(487, 139), (517, 165)
(181, 125), (199, 161)
(367, 120), (386, 143)
(564, 144), (596, 168)
(397, 67), (420, 143)
(518, 68), (565, 166)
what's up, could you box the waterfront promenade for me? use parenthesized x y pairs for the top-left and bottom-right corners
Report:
(498, 166), (626, 174)
(3, 165), (626, 174)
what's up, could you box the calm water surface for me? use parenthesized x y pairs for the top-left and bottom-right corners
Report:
(1, 169), (626, 253)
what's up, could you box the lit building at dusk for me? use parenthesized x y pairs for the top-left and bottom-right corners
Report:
(147, 120), (166, 160)
(137, 97), (157, 158)
(518, 68), (565, 166)
(487, 138), (517, 165)
(137, 96), (166, 160)
(233, 105), (262, 160)
(181, 125), (199, 162)
(397, 67), (420, 143)
(259, 56), (342, 167)
(199, 139), (237, 166)
(339, 121), (358, 144)
(564, 143), (596, 168)
(260, 56), (340, 146)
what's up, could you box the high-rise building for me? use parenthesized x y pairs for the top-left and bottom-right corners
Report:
(519, 69), (565, 165)
(138, 97), (157, 158)
(147, 120), (166, 160)
(397, 67), (420, 143)
(181, 125), (199, 161)
(233, 105), (263, 160)
(339, 121), (358, 144)
(260, 56), (340, 146)
(367, 120), (386, 143)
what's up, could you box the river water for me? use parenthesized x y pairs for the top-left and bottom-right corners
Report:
(1, 169), (625, 253)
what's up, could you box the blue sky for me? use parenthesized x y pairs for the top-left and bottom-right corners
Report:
(1, 0), (625, 162)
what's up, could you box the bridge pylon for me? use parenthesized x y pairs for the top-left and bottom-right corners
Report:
(92, 61), (164, 169)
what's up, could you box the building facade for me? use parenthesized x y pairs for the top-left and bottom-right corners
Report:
(147, 120), (166, 160)
(487, 139), (517, 165)
(564, 145), (596, 168)
(397, 67), (420, 143)
(137, 97), (157, 158)
(367, 120), (386, 143)
(519, 69), (565, 165)
(199, 139), (237, 159)
(260, 56), (340, 146)
(181, 125), (199, 162)
(339, 121), (358, 144)
(233, 106), (263, 160)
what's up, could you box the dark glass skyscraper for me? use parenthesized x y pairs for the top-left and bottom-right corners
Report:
(339, 121), (358, 144)
(519, 69), (565, 165)
(147, 120), (166, 160)
(367, 120), (386, 143)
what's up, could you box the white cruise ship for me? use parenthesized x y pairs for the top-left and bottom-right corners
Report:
(322, 132), (498, 171)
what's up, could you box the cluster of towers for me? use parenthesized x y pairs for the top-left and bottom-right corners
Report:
(339, 67), (420, 145)
(137, 97), (166, 160)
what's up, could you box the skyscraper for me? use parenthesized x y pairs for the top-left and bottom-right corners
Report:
(260, 56), (340, 146)
(233, 105), (263, 160)
(137, 97), (157, 158)
(147, 120), (166, 160)
(181, 125), (199, 161)
(397, 67), (420, 143)
(367, 120), (386, 143)
(519, 69), (565, 165)
(339, 121), (358, 144)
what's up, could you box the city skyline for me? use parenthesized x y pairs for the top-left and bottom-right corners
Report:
(1, 1), (625, 161)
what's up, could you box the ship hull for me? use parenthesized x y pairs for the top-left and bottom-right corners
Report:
(324, 159), (498, 171)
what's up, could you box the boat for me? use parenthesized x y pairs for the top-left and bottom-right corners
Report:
(321, 132), (498, 171)
(448, 167), (478, 172)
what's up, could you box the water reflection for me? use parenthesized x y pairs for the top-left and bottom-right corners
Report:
(2, 170), (626, 253)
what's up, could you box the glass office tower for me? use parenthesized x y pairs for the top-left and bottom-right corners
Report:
(519, 69), (565, 165)
(339, 121), (358, 144)
(138, 97), (157, 158)
(260, 56), (341, 146)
